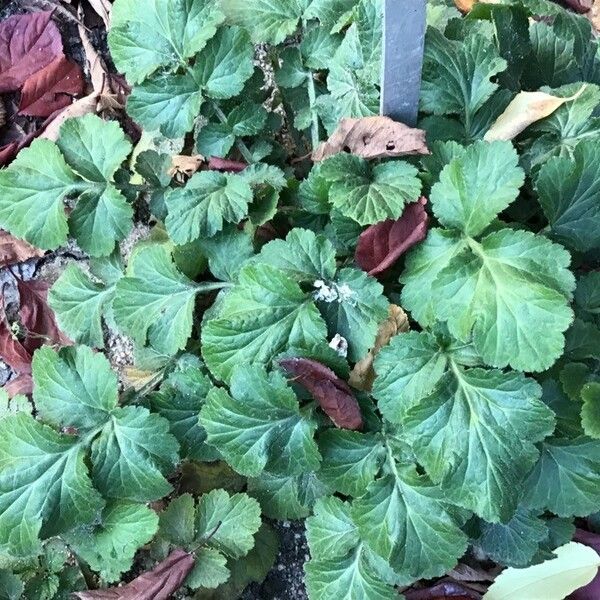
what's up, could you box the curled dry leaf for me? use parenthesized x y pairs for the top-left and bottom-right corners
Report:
(312, 116), (429, 161)
(355, 197), (429, 276)
(18, 55), (85, 117)
(73, 548), (195, 600)
(484, 86), (587, 142)
(348, 304), (409, 391)
(77, 6), (109, 96)
(0, 230), (44, 267)
(169, 154), (205, 178)
(122, 366), (158, 391)
(279, 357), (363, 430)
(87, 0), (112, 28)
(0, 11), (63, 93)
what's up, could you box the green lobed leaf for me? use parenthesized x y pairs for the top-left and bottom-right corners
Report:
(431, 228), (575, 372)
(373, 332), (555, 521)
(535, 140), (600, 252)
(523, 437), (600, 517)
(474, 509), (549, 568)
(430, 140), (524, 237)
(65, 502), (159, 582)
(90, 405), (179, 502)
(421, 28), (507, 122)
(200, 364), (321, 476)
(201, 263), (328, 382)
(0, 413), (104, 558)
(109, 0), (226, 84)
(32, 345), (118, 430)
(49, 262), (120, 349)
(112, 244), (203, 354)
(222, 0), (310, 43)
(319, 154), (421, 225)
(352, 465), (468, 583)
(165, 171), (253, 243)
(318, 430), (385, 497)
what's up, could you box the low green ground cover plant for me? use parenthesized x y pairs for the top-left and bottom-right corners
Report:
(0, 0), (599, 597)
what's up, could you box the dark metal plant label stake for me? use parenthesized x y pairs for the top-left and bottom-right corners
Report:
(381, 0), (427, 126)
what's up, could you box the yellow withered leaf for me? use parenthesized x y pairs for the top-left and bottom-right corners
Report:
(484, 86), (587, 142)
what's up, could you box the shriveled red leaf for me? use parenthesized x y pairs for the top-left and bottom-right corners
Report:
(565, 0), (593, 13)
(73, 549), (195, 600)
(208, 156), (247, 172)
(0, 12), (63, 93)
(19, 55), (85, 117)
(355, 197), (429, 276)
(4, 373), (33, 397)
(0, 230), (44, 267)
(0, 298), (32, 374)
(279, 357), (363, 430)
(313, 116), (429, 161)
(17, 279), (70, 353)
(405, 582), (481, 600)
(570, 529), (600, 599)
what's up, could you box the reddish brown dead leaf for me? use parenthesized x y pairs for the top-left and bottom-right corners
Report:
(73, 548), (195, 600)
(18, 55), (84, 117)
(312, 116), (428, 161)
(208, 156), (247, 172)
(0, 229), (44, 267)
(0, 12), (63, 93)
(404, 582), (481, 600)
(0, 298), (32, 374)
(279, 357), (363, 430)
(355, 197), (429, 276)
(0, 142), (19, 166)
(17, 279), (70, 353)
(565, 0), (593, 12)
(4, 373), (33, 397)
(348, 305), (409, 391)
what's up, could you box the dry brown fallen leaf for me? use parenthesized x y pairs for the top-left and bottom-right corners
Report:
(40, 92), (99, 141)
(87, 0), (112, 28)
(312, 116), (429, 161)
(484, 85), (587, 142)
(122, 366), (158, 391)
(73, 548), (195, 600)
(348, 305), (409, 391)
(0, 230), (44, 267)
(588, 0), (600, 31)
(169, 154), (205, 179)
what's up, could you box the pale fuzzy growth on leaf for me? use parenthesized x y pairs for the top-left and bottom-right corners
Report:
(349, 304), (409, 391)
(313, 116), (429, 161)
(485, 85), (587, 142)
